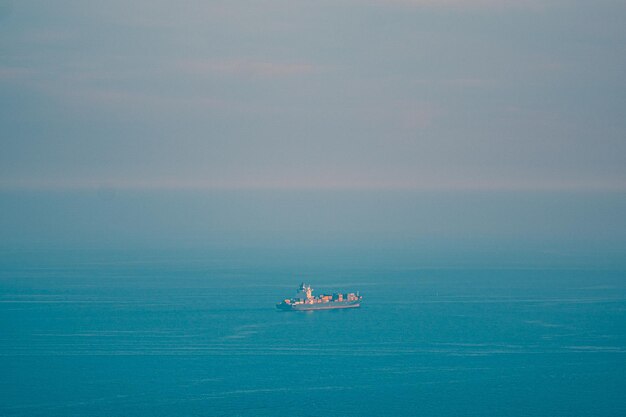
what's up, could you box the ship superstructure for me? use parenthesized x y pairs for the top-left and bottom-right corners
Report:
(276, 283), (362, 311)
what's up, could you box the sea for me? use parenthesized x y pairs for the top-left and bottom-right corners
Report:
(1, 247), (625, 417)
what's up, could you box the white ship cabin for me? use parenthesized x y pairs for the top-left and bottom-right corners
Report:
(295, 283), (313, 301)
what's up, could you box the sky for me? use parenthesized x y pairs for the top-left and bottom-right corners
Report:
(1, 0), (625, 191)
(1, 1), (626, 264)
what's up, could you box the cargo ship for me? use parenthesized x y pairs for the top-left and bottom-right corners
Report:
(276, 283), (362, 311)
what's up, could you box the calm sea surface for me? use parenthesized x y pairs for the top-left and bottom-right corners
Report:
(1, 249), (625, 416)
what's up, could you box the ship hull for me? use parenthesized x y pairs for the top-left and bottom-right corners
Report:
(276, 301), (361, 311)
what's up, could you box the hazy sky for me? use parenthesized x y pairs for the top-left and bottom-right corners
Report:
(1, 0), (625, 190)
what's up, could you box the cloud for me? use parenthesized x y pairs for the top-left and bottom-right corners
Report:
(47, 85), (243, 117)
(3, 176), (625, 192)
(0, 66), (36, 79)
(176, 59), (319, 78)
(370, 0), (545, 10)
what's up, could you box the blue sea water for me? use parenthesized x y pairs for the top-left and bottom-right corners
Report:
(1, 248), (626, 417)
